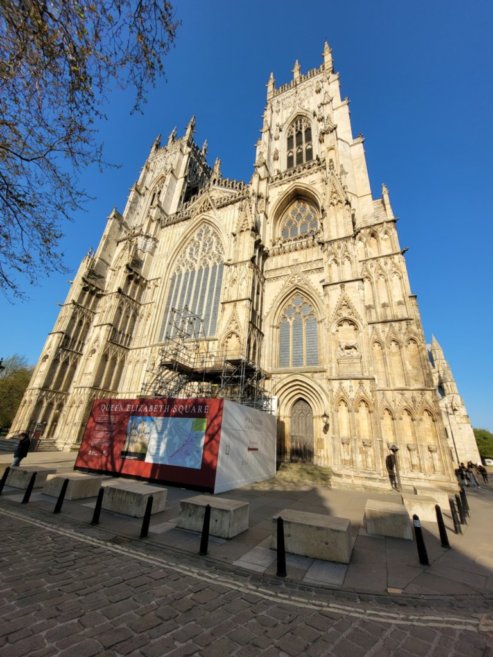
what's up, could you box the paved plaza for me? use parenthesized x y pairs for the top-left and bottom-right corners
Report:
(0, 452), (492, 656)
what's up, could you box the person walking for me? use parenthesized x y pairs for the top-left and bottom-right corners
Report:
(12, 432), (31, 467)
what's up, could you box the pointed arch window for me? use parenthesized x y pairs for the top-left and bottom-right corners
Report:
(287, 116), (313, 169)
(280, 199), (319, 242)
(278, 294), (318, 367)
(160, 225), (224, 339)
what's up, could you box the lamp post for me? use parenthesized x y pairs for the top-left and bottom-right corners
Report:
(389, 444), (401, 492)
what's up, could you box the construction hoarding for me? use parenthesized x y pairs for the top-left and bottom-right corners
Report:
(75, 397), (276, 493)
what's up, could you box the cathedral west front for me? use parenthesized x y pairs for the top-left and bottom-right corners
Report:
(11, 44), (479, 490)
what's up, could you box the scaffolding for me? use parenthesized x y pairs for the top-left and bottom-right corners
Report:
(141, 307), (272, 411)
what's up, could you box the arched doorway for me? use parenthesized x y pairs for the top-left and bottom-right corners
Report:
(290, 398), (314, 462)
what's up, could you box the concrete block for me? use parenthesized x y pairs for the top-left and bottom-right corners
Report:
(414, 488), (451, 512)
(101, 480), (167, 517)
(364, 499), (413, 540)
(271, 509), (353, 564)
(6, 466), (57, 489)
(402, 493), (442, 522)
(177, 495), (249, 539)
(43, 473), (110, 500)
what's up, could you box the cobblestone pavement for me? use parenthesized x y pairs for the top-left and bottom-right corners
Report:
(1, 504), (492, 657)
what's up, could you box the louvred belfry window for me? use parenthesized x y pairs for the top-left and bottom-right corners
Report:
(287, 116), (313, 169)
(278, 294), (318, 368)
(160, 225), (224, 339)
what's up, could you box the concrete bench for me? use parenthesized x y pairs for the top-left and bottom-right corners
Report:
(43, 473), (110, 500)
(401, 493), (442, 522)
(6, 466), (57, 490)
(101, 480), (167, 517)
(177, 495), (249, 539)
(271, 509), (353, 564)
(414, 488), (451, 512)
(364, 500), (413, 540)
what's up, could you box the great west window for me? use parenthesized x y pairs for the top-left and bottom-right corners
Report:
(160, 225), (224, 339)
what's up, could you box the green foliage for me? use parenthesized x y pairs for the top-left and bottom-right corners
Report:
(0, 355), (33, 429)
(473, 428), (493, 460)
(0, 1), (179, 298)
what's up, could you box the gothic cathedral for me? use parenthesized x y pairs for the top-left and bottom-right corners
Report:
(12, 44), (479, 489)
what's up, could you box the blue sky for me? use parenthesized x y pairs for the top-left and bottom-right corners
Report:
(1, 0), (492, 430)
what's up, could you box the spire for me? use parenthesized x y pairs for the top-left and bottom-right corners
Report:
(381, 183), (395, 219)
(323, 41), (333, 73)
(201, 139), (208, 155)
(267, 72), (275, 99)
(151, 134), (161, 152)
(185, 115), (196, 140)
(212, 157), (221, 179)
(167, 127), (177, 145)
(292, 60), (301, 82)
(431, 335), (443, 353)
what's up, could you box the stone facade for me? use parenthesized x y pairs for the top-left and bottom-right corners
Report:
(12, 44), (475, 488)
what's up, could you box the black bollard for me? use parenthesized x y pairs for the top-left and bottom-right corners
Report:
(199, 504), (211, 556)
(21, 472), (37, 504)
(140, 496), (153, 538)
(412, 514), (430, 566)
(0, 467), (10, 495)
(53, 478), (70, 514)
(455, 494), (467, 525)
(435, 505), (450, 549)
(449, 498), (462, 535)
(90, 487), (105, 525)
(459, 487), (470, 516)
(276, 516), (287, 578)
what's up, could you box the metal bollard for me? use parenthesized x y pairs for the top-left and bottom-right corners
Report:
(90, 487), (105, 525)
(199, 504), (211, 556)
(449, 498), (462, 535)
(21, 472), (37, 504)
(0, 467), (10, 495)
(140, 496), (153, 538)
(276, 516), (287, 578)
(455, 494), (467, 525)
(435, 505), (450, 549)
(53, 478), (70, 514)
(459, 487), (470, 516)
(412, 514), (430, 566)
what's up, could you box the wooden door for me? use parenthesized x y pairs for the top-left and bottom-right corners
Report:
(290, 398), (314, 462)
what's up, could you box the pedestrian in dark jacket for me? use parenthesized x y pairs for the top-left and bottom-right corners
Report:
(12, 433), (30, 467)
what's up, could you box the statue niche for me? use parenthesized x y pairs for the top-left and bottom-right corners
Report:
(336, 319), (361, 376)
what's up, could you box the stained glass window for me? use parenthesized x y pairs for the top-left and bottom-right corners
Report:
(160, 225), (224, 339)
(287, 116), (313, 169)
(280, 199), (319, 242)
(278, 294), (318, 367)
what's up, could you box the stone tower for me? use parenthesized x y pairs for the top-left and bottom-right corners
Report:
(428, 337), (480, 465)
(12, 45), (464, 489)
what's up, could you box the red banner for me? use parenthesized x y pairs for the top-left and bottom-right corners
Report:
(75, 398), (224, 492)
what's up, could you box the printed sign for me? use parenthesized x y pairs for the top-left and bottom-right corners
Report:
(75, 398), (223, 492)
